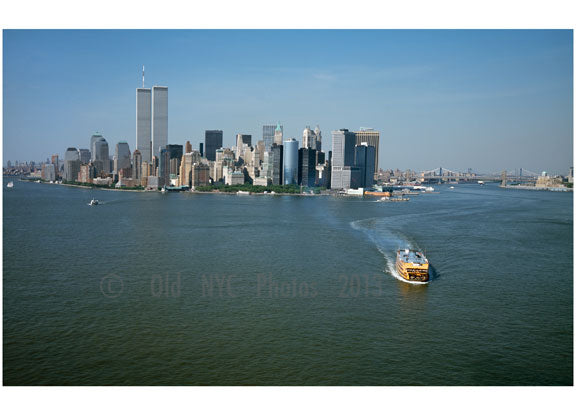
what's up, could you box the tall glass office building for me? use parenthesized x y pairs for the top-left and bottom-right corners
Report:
(205, 130), (223, 161)
(283, 138), (299, 185)
(136, 88), (152, 162)
(152, 86), (168, 159)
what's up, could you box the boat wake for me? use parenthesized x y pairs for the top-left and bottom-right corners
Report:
(351, 217), (431, 284)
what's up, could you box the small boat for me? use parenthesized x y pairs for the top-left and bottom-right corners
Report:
(7, 181), (14, 188)
(395, 249), (430, 282)
(478, 181), (485, 185)
(88, 198), (99, 206)
(449, 186), (455, 189)
(237, 190), (251, 195)
(161, 186), (167, 193)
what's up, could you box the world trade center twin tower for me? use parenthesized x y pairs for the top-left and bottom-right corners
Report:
(136, 85), (168, 163)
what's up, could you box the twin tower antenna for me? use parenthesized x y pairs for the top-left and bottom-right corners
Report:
(142, 65), (145, 88)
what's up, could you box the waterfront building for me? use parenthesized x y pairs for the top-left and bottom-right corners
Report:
(93, 177), (113, 186)
(191, 164), (210, 188)
(315, 162), (330, 188)
(79, 149), (91, 164)
(151, 86), (168, 159)
(224, 168), (245, 185)
(205, 130), (223, 161)
(63, 147), (80, 182)
(273, 122), (283, 146)
(136, 88), (152, 162)
(140, 160), (150, 187)
(146, 175), (159, 190)
(354, 128), (379, 179)
(271, 143), (283, 186)
(331, 129), (357, 189)
(78, 164), (94, 183)
(298, 147), (317, 187)
(283, 138), (299, 185)
(114, 142), (131, 174)
(41, 164), (56, 182)
(253, 176), (270, 186)
(354, 143), (376, 188)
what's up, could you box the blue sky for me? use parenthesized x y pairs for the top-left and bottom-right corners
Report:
(3, 29), (573, 174)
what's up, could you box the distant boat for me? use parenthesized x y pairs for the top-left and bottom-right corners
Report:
(478, 181), (485, 185)
(7, 181), (14, 188)
(237, 190), (251, 195)
(449, 186), (455, 189)
(88, 198), (99, 206)
(161, 186), (167, 194)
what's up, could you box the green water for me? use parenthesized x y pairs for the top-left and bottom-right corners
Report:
(3, 179), (573, 385)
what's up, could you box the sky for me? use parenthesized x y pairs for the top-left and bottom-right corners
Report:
(2, 29), (573, 174)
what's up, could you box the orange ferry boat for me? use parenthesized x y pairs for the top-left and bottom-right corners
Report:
(395, 249), (430, 282)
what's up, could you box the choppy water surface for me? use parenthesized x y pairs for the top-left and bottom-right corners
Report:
(3, 180), (573, 385)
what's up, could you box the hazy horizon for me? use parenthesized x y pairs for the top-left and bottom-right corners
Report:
(3, 29), (573, 175)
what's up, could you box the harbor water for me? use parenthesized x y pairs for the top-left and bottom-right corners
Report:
(3, 179), (573, 385)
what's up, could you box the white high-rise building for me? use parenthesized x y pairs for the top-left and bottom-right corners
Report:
(136, 88), (152, 163)
(152, 86), (168, 159)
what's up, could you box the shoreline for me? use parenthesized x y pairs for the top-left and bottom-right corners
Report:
(19, 179), (331, 196)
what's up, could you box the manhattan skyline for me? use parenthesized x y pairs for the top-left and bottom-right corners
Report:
(3, 29), (573, 174)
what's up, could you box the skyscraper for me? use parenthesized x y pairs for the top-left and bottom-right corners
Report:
(298, 147), (317, 187)
(185, 141), (192, 154)
(283, 138), (298, 185)
(90, 132), (104, 161)
(205, 130), (223, 161)
(93, 137), (110, 174)
(262, 124), (278, 152)
(271, 144), (283, 186)
(166, 144), (183, 176)
(63, 147), (80, 182)
(199, 143), (204, 157)
(136, 88), (152, 162)
(354, 143), (376, 188)
(273, 122), (283, 146)
(158, 148), (170, 187)
(152, 86), (168, 159)
(114, 142), (131, 174)
(354, 128), (379, 179)
(302, 125), (322, 150)
(331, 129), (361, 189)
(236, 134), (252, 148)
(79, 149), (91, 164)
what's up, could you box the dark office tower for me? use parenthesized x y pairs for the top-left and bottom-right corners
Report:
(205, 130), (223, 161)
(271, 143), (283, 186)
(354, 143), (376, 188)
(354, 128), (379, 180)
(166, 144), (183, 175)
(63, 147), (80, 182)
(158, 148), (170, 187)
(185, 141), (192, 154)
(316, 151), (326, 165)
(199, 143), (204, 157)
(298, 148), (317, 187)
(79, 149), (91, 164)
